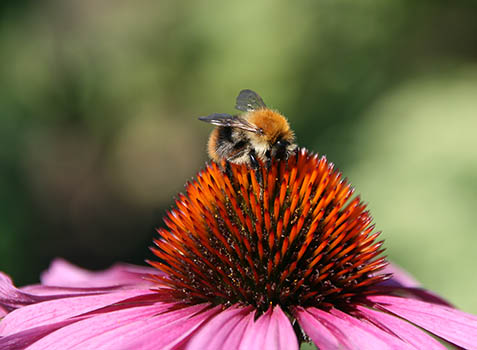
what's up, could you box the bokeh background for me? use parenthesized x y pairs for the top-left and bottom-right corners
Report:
(1, 0), (476, 318)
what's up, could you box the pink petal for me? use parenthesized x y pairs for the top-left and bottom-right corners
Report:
(294, 307), (342, 350)
(369, 294), (477, 350)
(183, 305), (255, 350)
(301, 307), (417, 350)
(23, 303), (215, 350)
(396, 287), (453, 307)
(239, 305), (298, 350)
(0, 319), (80, 349)
(19, 284), (131, 296)
(356, 305), (447, 350)
(1, 270), (138, 314)
(0, 289), (157, 336)
(130, 304), (220, 350)
(0, 272), (48, 311)
(40, 259), (158, 288)
(0, 305), (7, 317)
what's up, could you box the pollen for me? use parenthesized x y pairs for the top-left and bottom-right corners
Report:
(149, 148), (389, 313)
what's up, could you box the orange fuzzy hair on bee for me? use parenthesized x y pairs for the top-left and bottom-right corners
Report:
(246, 109), (294, 144)
(206, 128), (223, 163)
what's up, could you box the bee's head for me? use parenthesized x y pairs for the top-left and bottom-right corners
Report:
(246, 109), (296, 159)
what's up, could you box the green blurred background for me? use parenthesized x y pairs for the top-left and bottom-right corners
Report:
(1, 0), (476, 316)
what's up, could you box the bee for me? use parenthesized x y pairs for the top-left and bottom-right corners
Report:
(199, 89), (297, 168)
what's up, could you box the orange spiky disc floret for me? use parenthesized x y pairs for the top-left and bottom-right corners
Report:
(149, 148), (389, 313)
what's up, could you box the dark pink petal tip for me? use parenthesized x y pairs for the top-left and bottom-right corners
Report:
(0, 272), (48, 312)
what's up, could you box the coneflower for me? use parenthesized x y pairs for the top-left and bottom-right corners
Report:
(1, 149), (476, 350)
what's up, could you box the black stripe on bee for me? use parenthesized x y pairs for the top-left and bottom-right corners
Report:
(217, 126), (233, 143)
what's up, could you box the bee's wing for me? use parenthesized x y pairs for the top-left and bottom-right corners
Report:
(235, 89), (267, 112)
(199, 113), (263, 134)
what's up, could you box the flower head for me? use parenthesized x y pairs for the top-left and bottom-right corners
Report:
(1, 149), (477, 350)
(150, 149), (387, 315)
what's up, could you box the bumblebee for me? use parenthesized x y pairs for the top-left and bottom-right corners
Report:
(199, 89), (297, 168)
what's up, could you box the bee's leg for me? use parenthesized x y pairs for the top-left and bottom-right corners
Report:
(264, 150), (272, 170)
(291, 146), (299, 163)
(224, 161), (233, 180)
(249, 152), (263, 187)
(248, 152), (259, 170)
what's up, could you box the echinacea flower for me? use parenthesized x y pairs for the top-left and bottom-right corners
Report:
(1, 148), (477, 349)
